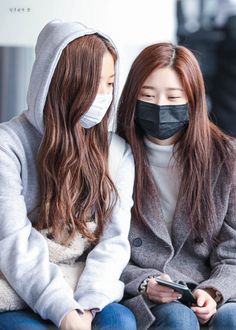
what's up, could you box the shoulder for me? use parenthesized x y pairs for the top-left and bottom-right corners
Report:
(109, 132), (133, 166)
(109, 132), (132, 157)
(0, 117), (20, 144)
(0, 113), (41, 162)
(0, 116), (23, 159)
(109, 132), (125, 150)
(0, 112), (41, 154)
(108, 132), (134, 183)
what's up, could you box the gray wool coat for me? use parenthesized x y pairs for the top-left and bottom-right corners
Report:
(121, 156), (236, 330)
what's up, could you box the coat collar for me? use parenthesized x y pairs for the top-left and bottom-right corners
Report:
(143, 191), (191, 254)
(142, 158), (224, 254)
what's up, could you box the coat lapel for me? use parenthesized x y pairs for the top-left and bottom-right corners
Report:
(171, 161), (223, 254)
(171, 192), (192, 254)
(143, 195), (173, 248)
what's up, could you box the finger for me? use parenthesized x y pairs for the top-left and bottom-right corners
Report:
(147, 284), (178, 298)
(193, 289), (205, 307)
(192, 307), (216, 323)
(158, 291), (182, 300)
(156, 284), (175, 293)
(196, 308), (216, 325)
(191, 305), (210, 314)
(191, 300), (216, 315)
(194, 311), (211, 324)
(147, 278), (182, 301)
(147, 289), (182, 302)
(148, 279), (174, 294)
(147, 287), (176, 299)
(159, 274), (172, 281)
(198, 316), (210, 325)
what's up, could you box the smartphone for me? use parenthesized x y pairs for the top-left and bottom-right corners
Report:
(155, 278), (196, 305)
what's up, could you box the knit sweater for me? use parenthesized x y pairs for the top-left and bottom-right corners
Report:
(144, 138), (181, 233)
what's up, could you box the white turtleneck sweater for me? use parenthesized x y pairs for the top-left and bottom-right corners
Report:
(144, 138), (181, 234)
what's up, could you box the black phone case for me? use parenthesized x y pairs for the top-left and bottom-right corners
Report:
(155, 278), (196, 305)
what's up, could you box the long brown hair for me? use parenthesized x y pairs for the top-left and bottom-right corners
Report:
(37, 34), (117, 244)
(117, 42), (234, 241)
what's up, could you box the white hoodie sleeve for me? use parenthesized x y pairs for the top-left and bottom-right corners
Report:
(0, 144), (82, 327)
(74, 143), (134, 310)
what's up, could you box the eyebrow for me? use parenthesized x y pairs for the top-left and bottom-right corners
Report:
(167, 87), (184, 91)
(141, 85), (156, 91)
(100, 73), (115, 79)
(141, 85), (184, 92)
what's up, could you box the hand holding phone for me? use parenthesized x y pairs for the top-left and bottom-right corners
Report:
(155, 278), (196, 305)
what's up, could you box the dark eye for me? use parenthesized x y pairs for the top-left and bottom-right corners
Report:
(168, 96), (180, 99)
(143, 94), (154, 98)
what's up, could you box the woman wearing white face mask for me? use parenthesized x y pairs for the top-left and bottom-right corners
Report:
(0, 20), (136, 330)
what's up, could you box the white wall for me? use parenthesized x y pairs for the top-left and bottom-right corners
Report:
(0, 0), (177, 92)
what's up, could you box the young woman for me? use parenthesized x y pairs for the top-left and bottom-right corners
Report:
(117, 42), (236, 330)
(0, 20), (136, 330)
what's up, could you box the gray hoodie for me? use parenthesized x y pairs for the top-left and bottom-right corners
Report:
(0, 20), (134, 327)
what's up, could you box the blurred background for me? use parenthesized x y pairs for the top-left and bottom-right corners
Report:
(1, 0), (236, 137)
(177, 0), (236, 137)
(0, 0), (176, 122)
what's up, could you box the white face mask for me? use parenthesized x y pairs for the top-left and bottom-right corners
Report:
(80, 93), (113, 129)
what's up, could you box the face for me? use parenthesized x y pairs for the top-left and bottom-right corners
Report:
(97, 51), (115, 94)
(138, 67), (188, 145)
(79, 50), (115, 129)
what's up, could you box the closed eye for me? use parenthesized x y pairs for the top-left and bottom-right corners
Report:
(142, 94), (155, 98)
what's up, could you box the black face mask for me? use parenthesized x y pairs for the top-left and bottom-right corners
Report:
(135, 100), (189, 140)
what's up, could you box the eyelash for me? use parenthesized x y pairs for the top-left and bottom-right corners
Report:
(142, 95), (181, 99)
(143, 94), (154, 98)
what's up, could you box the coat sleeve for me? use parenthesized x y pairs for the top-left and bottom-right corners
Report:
(74, 143), (135, 310)
(121, 262), (161, 297)
(120, 262), (160, 330)
(197, 160), (236, 304)
(0, 145), (82, 327)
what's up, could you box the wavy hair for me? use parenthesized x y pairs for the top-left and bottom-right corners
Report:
(117, 42), (234, 242)
(37, 34), (117, 244)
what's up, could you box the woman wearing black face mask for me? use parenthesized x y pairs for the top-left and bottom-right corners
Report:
(117, 43), (236, 330)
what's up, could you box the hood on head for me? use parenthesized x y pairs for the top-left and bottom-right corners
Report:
(25, 19), (118, 134)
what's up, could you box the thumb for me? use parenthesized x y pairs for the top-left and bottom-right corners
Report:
(159, 273), (172, 281)
(194, 289), (205, 307)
